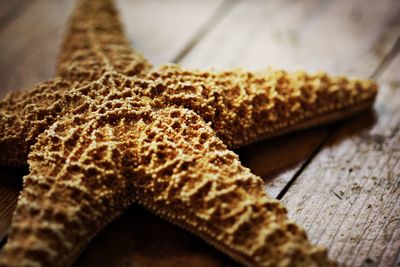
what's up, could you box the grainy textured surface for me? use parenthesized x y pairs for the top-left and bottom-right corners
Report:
(56, 0), (151, 82)
(0, 0), (399, 267)
(147, 65), (376, 149)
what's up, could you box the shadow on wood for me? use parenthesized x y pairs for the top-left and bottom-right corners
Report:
(0, 166), (24, 242)
(74, 205), (229, 267)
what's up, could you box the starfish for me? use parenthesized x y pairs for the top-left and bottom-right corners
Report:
(0, 0), (377, 266)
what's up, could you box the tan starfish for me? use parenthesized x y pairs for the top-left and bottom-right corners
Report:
(0, 0), (377, 266)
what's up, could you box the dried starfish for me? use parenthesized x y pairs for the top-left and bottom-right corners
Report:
(0, 0), (377, 266)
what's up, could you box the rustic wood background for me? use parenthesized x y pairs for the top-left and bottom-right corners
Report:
(0, 0), (399, 266)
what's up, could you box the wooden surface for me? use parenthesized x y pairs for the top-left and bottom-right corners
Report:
(0, 0), (399, 266)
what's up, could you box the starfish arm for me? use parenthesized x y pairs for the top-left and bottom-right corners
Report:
(147, 65), (378, 148)
(56, 0), (151, 82)
(0, 79), (73, 166)
(0, 73), (159, 265)
(123, 107), (336, 267)
(0, 112), (135, 266)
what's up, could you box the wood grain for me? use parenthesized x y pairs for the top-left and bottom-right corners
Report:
(281, 54), (400, 266)
(180, 0), (399, 74)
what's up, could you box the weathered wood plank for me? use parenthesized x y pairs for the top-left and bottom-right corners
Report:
(180, 0), (399, 74)
(180, 0), (400, 199)
(281, 53), (400, 266)
(0, 0), (35, 32)
(118, 0), (229, 65)
(0, 0), (74, 96)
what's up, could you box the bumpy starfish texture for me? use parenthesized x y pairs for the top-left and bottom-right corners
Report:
(0, 0), (378, 266)
(56, 0), (151, 81)
(0, 79), (73, 166)
(146, 65), (377, 148)
(0, 65), (377, 167)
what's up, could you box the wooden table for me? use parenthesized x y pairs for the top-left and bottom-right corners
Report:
(0, 0), (399, 266)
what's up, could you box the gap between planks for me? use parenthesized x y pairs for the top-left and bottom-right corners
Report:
(171, 0), (240, 63)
